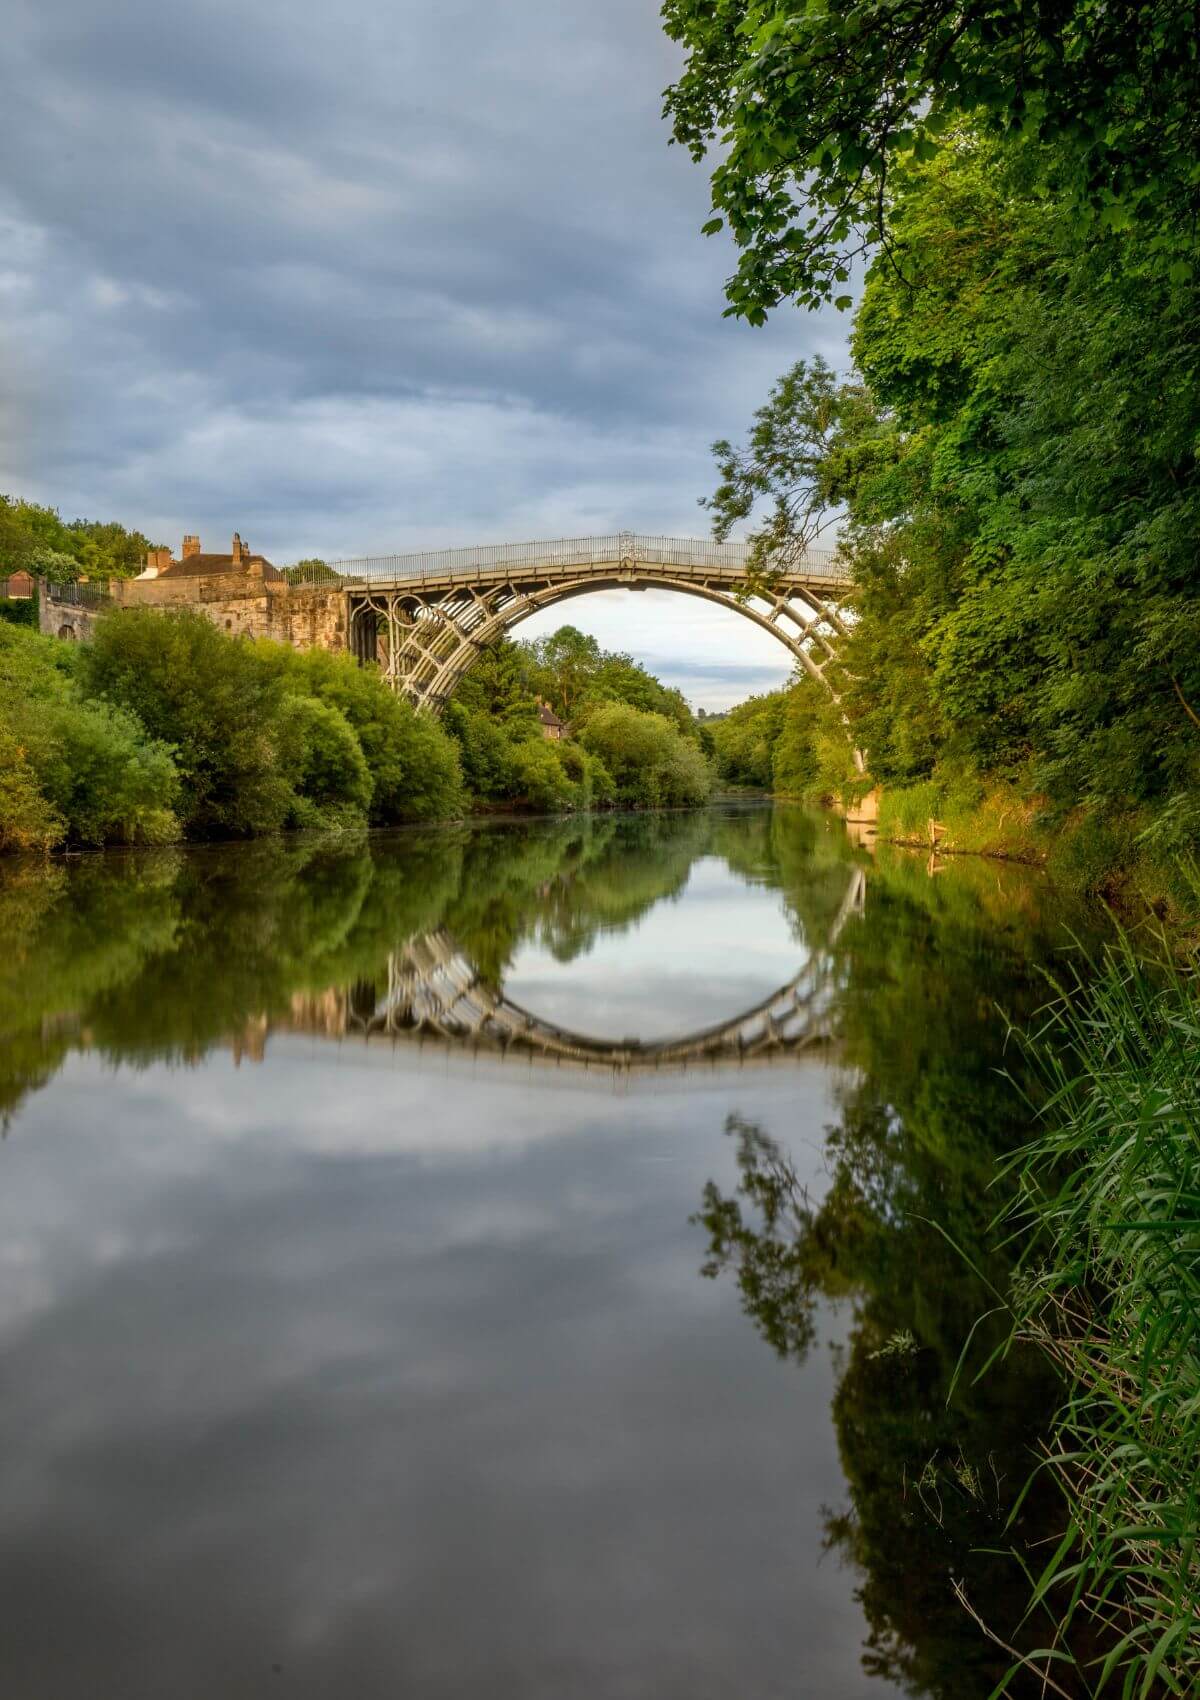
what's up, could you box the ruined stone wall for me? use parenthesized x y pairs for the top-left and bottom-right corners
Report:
(38, 598), (105, 644)
(39, 572), (349, 657)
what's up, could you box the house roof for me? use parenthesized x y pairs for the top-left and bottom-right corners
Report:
(537, 701), (564, 726)
(157, 553), (282, 581)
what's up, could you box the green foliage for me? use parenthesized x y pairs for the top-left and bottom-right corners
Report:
(451, 637), (542, 731)
(703, 357), (884, 562)
(698, 129), (1200, 875)
(708, 690), (787, 788)
(579, 702), (713, 809)
(442, 699), (607, 815)
(1002, 935), (1200, 1696)
(283, 558), (340, 586)
(0, 593), (37, 628)
(79, 609), (294, 837)
(443, 702), (520, 801)
(0, 624), (179, 849)
(0, 494), (162, 579)
(0, 615), (466, 853)
(662, 0), (1200, 315)
(507, 737), (578, 813)
(445, 630), (702, 814)
(280, 694), (373, 830)
(0, 726), (65, 854)
(252, 642), (464, 824)
(460, 626), (699, 735)
(707, 681), (858, 803)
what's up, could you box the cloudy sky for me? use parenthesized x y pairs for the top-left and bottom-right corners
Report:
(2, 0), (847, 705)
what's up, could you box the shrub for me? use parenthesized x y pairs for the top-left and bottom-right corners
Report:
(579, 702), (714, 809)
(29, 697), (180, 846)
(281, 694), (373, 829)
(0, 725), (63, 853)
(0, 625), (179, 848)
(508, 738), (578, 812)
(0, 595), (36, 629)
(710, 692), (786, 788)
(256, 642), (464, 823)
(80, 609), (292, 837)
(443, 702), (518, 801)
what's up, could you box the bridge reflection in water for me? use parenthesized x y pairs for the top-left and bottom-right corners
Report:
(279, 865), (866, 1077)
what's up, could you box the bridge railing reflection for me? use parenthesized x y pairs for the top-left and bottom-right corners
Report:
(280, 867), (866, 1077)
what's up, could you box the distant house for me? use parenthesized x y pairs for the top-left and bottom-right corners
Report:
(537, 699), (565, 741)
(2, 570), (34, 598)
(138, 532), (282, 582)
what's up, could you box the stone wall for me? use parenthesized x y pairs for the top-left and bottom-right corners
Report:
(38, 598), (105, 644)
(40, 572), (348, 657)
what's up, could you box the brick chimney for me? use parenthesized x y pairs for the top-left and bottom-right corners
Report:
(182, 534), (200, 558)
(144, 547), (172, 576)
(231, 532), (245, 565)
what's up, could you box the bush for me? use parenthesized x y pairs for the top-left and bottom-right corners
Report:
(443, 702), (518, 801)
(0, 596), (36, 629)
(579, 702), (714, 809)
(30, 697), (180, 847)
(0, 624), (179, 848)
(508, 738), (578, 812)
(710, 692), (786, 788)
(0, 725), (64, 853)
(80, 609), (292, 837)
(281, 694), (373, 830)
(256, 642), (464, 823)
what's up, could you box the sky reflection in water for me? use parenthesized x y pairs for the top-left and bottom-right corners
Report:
(0, 807), (1081, 1697)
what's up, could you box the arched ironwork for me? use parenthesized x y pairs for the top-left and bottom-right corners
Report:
(322, 534), (854, 711)
(279, 866), (866, 1076)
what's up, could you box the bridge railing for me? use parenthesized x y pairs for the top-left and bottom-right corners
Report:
(285, 533), (843, 587)
(42, 579), (112, 607)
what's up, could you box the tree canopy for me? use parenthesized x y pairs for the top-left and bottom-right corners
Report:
(0, 495), (163, 580)
(663, 0), (1200, 315)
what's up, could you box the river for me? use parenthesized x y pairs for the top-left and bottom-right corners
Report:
(0, 805), (1090, 1698)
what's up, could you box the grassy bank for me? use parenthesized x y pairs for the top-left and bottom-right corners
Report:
(0, 617), (719, 856)
(874, 774), (1200, 933)
(991, 931), (1200, 1697)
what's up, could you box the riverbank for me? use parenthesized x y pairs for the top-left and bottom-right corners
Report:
(0, 617), (718, 855)
(865, 777), (1199, 939)
(993, 925), (1200, 1696)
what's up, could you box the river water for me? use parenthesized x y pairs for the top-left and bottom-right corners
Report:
(0, 806), (1087, 1698)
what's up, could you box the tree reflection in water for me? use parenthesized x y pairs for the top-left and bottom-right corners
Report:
(693, 831), (1110, 1699)
(0, 804), (1110, 1694)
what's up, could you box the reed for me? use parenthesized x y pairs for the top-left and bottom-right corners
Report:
(998, 924), (1200, 1697)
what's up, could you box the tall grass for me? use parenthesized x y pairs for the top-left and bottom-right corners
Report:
(999, 926), (1200, 1697)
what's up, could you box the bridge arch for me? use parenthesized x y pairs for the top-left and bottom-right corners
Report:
(325, 863), (866, 1074)
(333, 534), (854, 713)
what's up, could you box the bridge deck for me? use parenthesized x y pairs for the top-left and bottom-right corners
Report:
(308, 532), (852, 592)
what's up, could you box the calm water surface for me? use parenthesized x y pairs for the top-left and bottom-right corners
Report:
(0, 807), (1085, 1697)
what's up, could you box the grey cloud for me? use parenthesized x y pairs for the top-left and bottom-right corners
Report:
(0, 1049), (869, 1700)
(1, 0), (848, 579)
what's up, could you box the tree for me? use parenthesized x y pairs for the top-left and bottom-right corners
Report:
(579, 702), (713, 808)
(79, 609), (294, 837)
(662, 0), (1200, 316)
(1, 498), (162, 579)
(703, 356), (878, 562)
(254, 642), (464, 824)
(528, 625), (601, 719)
(0, 624), (179, 849)
(451, 637), (541, 731)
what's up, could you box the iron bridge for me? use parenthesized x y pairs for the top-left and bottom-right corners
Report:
(307, 532), (854, 710)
